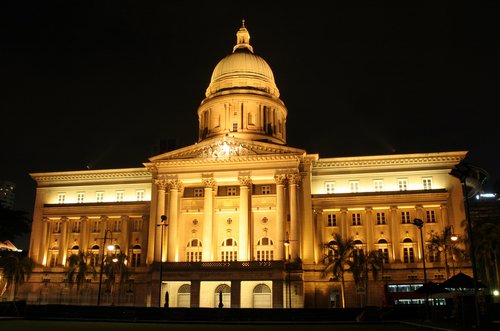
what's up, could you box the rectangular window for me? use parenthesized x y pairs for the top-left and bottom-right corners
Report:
(352, 213), (361, 226)
(403, 247), (415, 263)
(376, 212), (386, 225)
(96, 192), (104, 203)
(327, 214), (337, 227)
(116, 191), (124, 202)
(77, 192), (85, 203)
(398, 179), (408, 191)
(72, 220), (81, 233)
(57, 193), (66, 204)
(132, 252), (142, 267)
(133, 219), (143, 232)
(53, 221), (61, 233)
(325, 182), (335, 194)
(194, 188), (204, 197)
(113, 219), (122, 232)
(92, 220), (100, 233)
(426, 210), (436, 223)
(373, 180), (383, 192)
(378, 248), (389, 264)
(261, 185), (271, 195)
(349, 181), (359, 193)
(136, 190), (144, 201)
(401, 211), (411, 224)
(232, 123), (238, 132)
(227, 187), (237, 196)
(422, 178), (432, 190)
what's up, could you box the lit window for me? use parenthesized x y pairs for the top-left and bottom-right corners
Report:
(398, 179), (408, 191)
(349, 181), (359, 193)
(96, 192), (104, 203)
(352, 213), (361, 226)
(261, 185), (271, 195)
(221, 238), (238, 261)
(376, 212), (386, 225)
(325, 182), (335, 194)
(186, 239), (202, 262)
(422, 178), (432, 190)
(136, 190), (144, 201)
(77, 192), (85, 203)
(57, 193), (66, 204)
(373, 180), (383, 192)
(327, 214), (337, 227)
(227, 187), (237, 196)
(116, 191), (124, 202)
(256, 237), (274, 261)
(426, 210), (436, 223)
(401, 211), (411, 224)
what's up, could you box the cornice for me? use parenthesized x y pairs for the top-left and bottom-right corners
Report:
(314, 151), (467, 169)
(30, 168), (151, 184)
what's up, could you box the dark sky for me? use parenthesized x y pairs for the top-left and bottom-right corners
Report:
(2, 1), (500, 222)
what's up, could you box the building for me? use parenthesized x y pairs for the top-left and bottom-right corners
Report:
(23, 22), (472, 308)
(0, 180), (16, 209)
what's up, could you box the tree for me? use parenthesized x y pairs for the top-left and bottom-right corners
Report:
(322, 233), (354, 308)
(66, 251), (96, 302)
(428, 225), (467, 278)
(350, 249), (384, 306)
(474, 222), (500, 291)
(0, 252), (34, 300)
(0, 206), (31, 242)
(102, 252), (129, 305)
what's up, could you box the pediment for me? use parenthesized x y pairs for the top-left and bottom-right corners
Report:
(148, 136), (305, 162)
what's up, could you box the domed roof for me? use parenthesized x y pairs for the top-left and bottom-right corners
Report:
(205, 21), (280, 98)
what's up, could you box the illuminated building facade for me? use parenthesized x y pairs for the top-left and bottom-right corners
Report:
(23, 23), (471, 308)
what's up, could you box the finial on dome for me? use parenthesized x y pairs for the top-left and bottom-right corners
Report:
(233, 19), (253, 53)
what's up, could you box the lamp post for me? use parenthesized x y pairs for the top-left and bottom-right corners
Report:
(97, 229), (116, 305)
(450, 162), (484, 327)
(157, 215), (168, 308)
(412, 218), (429, 318)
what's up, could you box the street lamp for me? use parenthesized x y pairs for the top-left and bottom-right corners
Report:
(450, 162), (485, 326)
(412, 218), (429, 318)
(97, 229), (116, 305)
(157, 215), (168, 308)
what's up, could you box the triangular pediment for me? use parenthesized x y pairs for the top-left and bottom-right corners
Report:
(148, 136), (306, 162)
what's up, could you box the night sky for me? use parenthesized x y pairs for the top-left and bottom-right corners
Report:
(2, 1), (499, 233)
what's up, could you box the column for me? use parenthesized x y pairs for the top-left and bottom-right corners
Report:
(340, 208), (348, 240)
(152, 179), (167, 263)
(238, 176), (251, 261)
(313, 209), (323, 264)
(190, 280), (201, 308)
(365, 207), (373, 252)
(288, 173), (300, 261)
(40, 217), (49, 266)
(59, 217), (69, 266)
(230, 280), (241, 308)
(80, 216), (89, 254)
(202, 178), (216, 261)
(167, 179), (182, 262)
(390, 206), (400, 262)
(272, 279), (284, 308)
(274, 174), (287, 261)
(300, 164), (314, 263)
(120, 215), (130, 255)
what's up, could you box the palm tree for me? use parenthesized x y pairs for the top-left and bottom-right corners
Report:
(102, 252), (129, 305)
(322, 233), (354, 308)
(428, 225), (466, 278)
(66, 251), (96, 303)
(0, 252), (34, 300)
(350, 249), (384, 307)
(474, 222), (500, 291)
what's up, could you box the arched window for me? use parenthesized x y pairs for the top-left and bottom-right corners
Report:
(402, 238), (415, 263)
(220, 238), (238, 261)
(177, 284), (191, 308)
(186, 239), (202, 262)
(214, 284), (231, 308)
(376, 239), (390, 263)
(253, 284), (272, 308)
(256, 237), (274, 261)
(130, 244), (142, 267)
(353, 240), (364, 252)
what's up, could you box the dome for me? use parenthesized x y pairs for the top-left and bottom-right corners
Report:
(205, 21), (280, 98)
